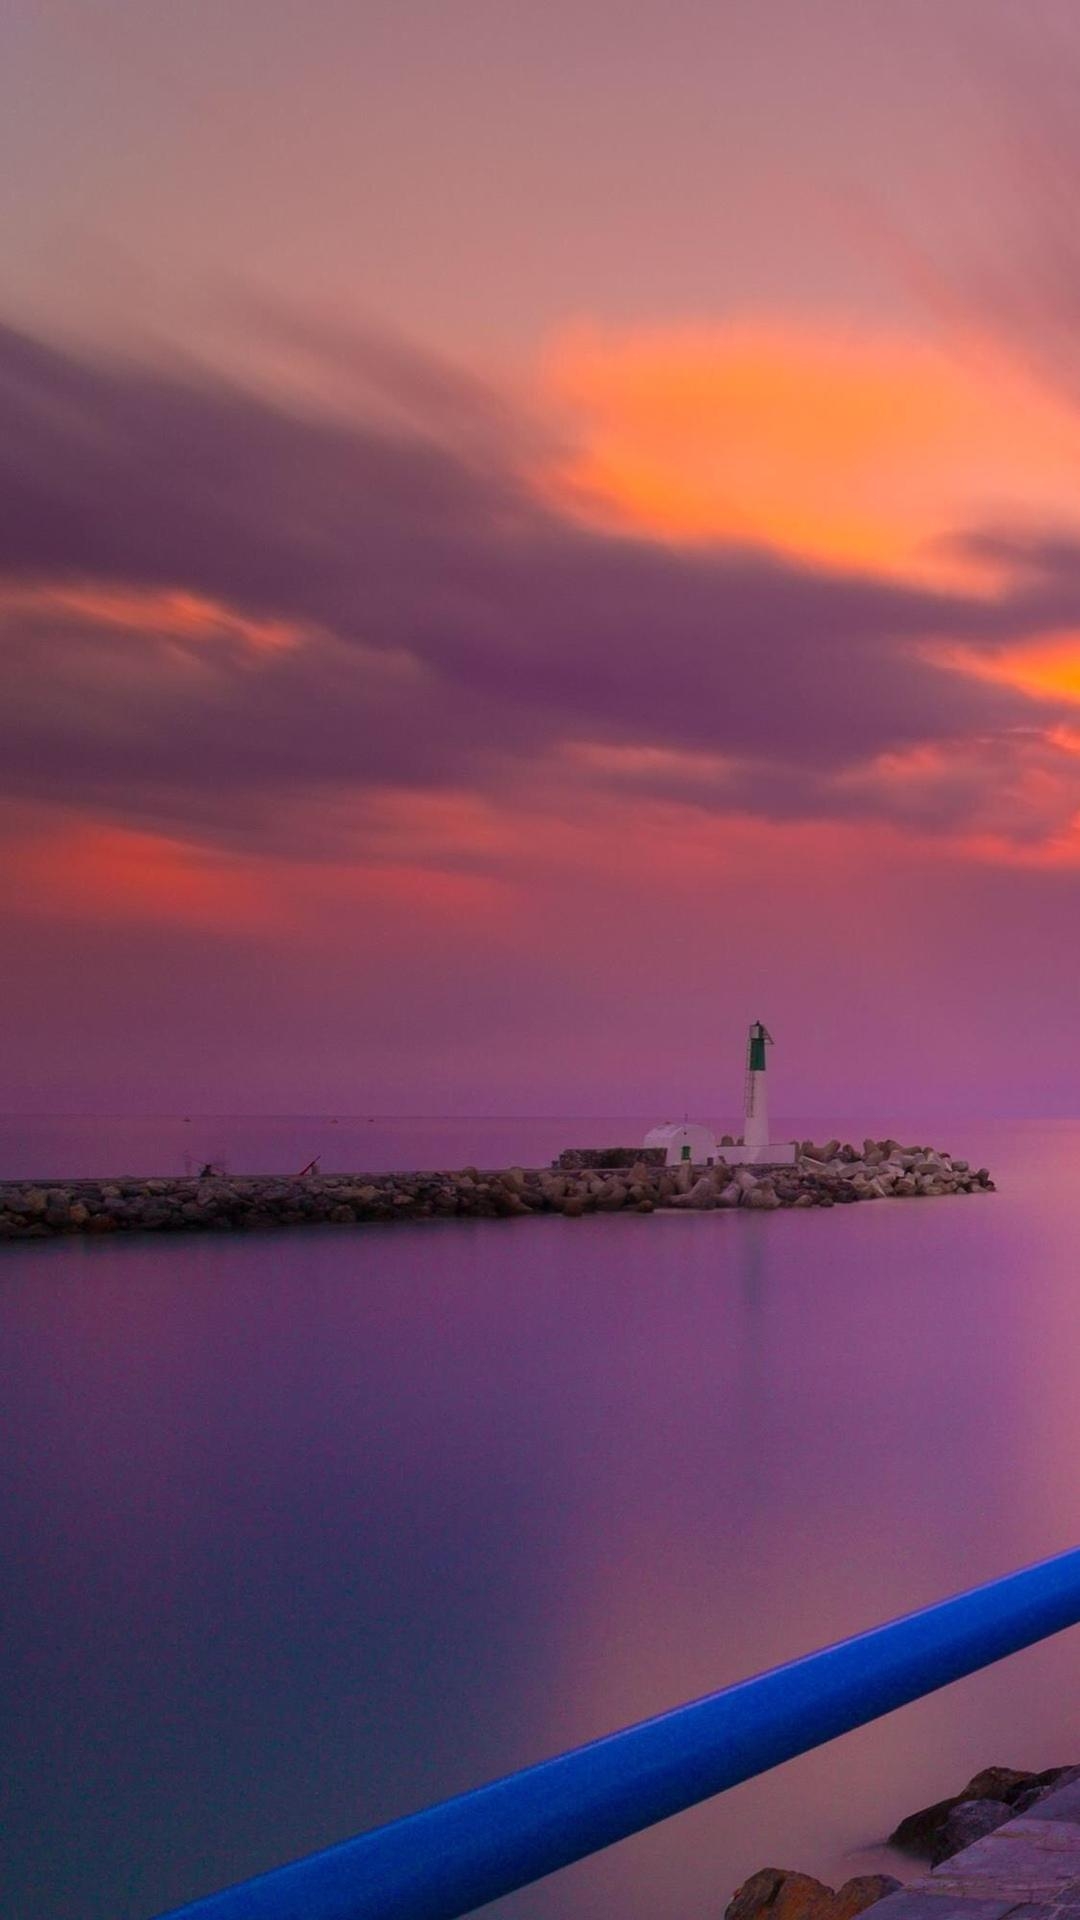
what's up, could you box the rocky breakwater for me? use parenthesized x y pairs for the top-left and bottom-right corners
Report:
(724, 1763), (1080, 1920)
(0, 1139), (993, 1242)
(561, 1137), (993, 1215)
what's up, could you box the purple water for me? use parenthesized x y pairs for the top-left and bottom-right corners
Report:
(2, 1117), (1078, 1920)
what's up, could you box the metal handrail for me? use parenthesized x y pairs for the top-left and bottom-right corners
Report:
(154, 1544), (1080, 1920)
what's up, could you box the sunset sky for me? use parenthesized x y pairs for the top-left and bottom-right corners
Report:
(6, 0), (1080, 1116)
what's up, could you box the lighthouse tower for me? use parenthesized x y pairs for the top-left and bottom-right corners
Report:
(744, 1021), (772, 1149)
(725, 1020), (796, 1166)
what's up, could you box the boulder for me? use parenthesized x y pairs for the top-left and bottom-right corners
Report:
(671, 1175), (715, 1210)
(829, 1879), (904, 1920)
(889, 1794), (956, 1855)
(932, 1797), (1013, 1863)
(890, 1765), (1043, 1857)
(595, 1181), (627, 1211)
(726, 1870), (830, 1920)
(494, 1187), (530, 1215)
(961, 1764), (1043, 1804)
(725, 1868), (901, 1920)
(1020, 1764), (1080, 1807)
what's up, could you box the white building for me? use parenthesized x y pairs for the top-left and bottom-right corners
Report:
(643, 1122), (718, 1167)
(643, 1021), (796, 1169)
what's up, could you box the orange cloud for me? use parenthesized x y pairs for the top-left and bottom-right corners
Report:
(542, 321), (1080, 585)
(0, 580), (307, 652)
(936, 632), (1080, 707)
(563, 740), (735, 786)
(952, 824), (1080, 869)
(10, 821), (280, 931)
(5, 810), (509, 937)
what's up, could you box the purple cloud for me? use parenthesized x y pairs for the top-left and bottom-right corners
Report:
(3, 316), (1079, 851)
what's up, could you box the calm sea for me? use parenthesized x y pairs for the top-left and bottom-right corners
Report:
(2, 1115), (1078, 1920)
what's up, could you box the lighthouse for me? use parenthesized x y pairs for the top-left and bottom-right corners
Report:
(744, 1020), (772, 1149)
(643, 1020), (795, 1168)
(726, 1020), (796, 1166)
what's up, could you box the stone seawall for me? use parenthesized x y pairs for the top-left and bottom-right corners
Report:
(0, 1140), (993, 1241)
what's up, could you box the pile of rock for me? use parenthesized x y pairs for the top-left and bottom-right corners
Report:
(646, 1138), (992, 1213)
(888, 1762), (1080, 1864)
(0, 1141), (993, 1242)
(725, 1868), (901, 1920)
(724, 1764), (1080, 1920)
(797, 1138), (993, 1199)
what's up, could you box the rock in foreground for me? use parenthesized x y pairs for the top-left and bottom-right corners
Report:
(726, 1869), (902, 1920)
(727, 1763), (1080, 1920)
(889, 1762), (1080, 1863)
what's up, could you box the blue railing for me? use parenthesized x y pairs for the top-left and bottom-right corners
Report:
(155, 1544), (1080, 1920)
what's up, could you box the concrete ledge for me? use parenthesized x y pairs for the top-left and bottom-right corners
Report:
(725, 1144), (798, 1166)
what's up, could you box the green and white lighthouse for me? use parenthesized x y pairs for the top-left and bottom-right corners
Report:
(645, 1021), (795, 1168)
(744, 1021), (774, 1151)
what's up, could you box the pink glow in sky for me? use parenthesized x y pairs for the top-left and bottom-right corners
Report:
(5, 0), (1080, 1115)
